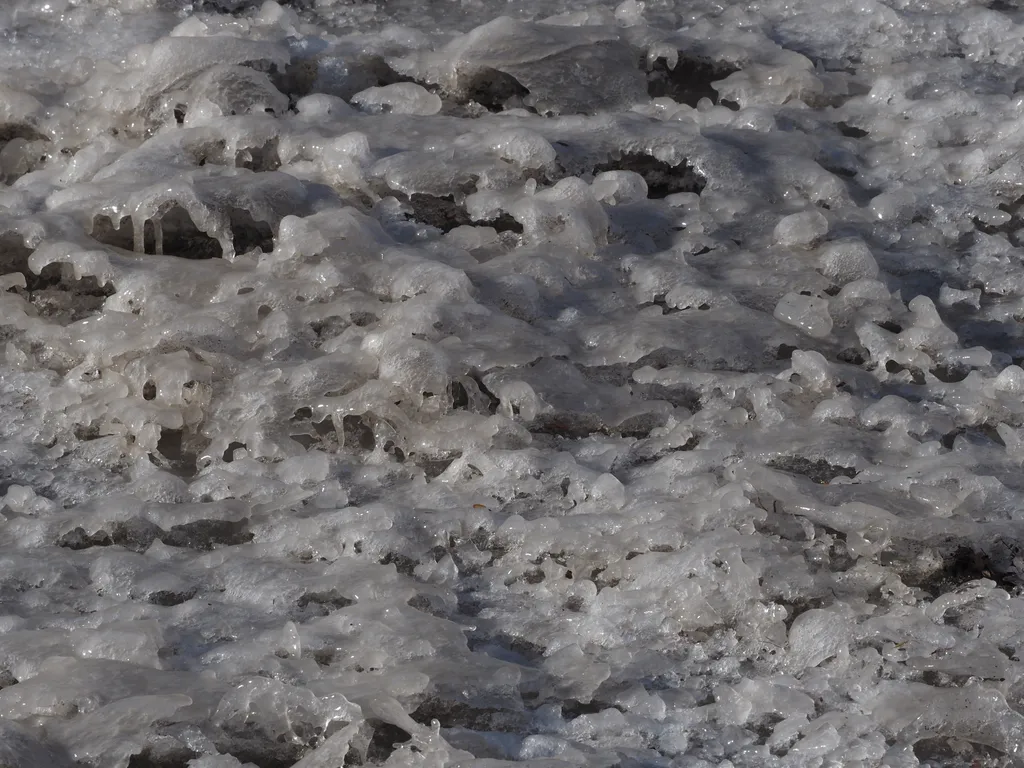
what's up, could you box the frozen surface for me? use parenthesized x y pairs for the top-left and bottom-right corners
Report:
(3, 1), (1024, 767)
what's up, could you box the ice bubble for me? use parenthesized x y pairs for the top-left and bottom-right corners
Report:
(817, 238), (878, 284)
(482, 128), (557, 169)
(131, 36), (289, 110)
(994, 365), (1024, 393)
(787, 608), (851, 670)
(589, 472), (626, 509)
(902, 295), (958, 350)
(787, 349), (835, 392)
(591, 170), (648, 205)
(773, 210), (828, 247)
(187, 65), (289, 118)
(774, 292), (833, 338)
(869, 189), (917, 221)
(614, 0), (645, 25)
(255, 0), (300, 29)
(938, 283), (981, 309)
(811, 392), (856, 423)
(295, 94), (356, 119)
(350, 83), (442, 116)
(374, 337), (450, 405)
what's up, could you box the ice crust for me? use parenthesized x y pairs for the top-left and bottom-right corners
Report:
(3, 0), (1024, 767)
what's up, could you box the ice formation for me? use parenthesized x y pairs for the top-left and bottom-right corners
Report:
(2, 0), (1024, 767)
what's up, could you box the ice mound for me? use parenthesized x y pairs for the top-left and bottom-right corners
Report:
(388, 17), (648, 115)
(4, 0), (1024, 767)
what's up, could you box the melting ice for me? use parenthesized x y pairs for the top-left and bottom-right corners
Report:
(2, 0), (1024, 766)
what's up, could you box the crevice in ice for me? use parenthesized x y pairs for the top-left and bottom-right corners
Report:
(640, 297), (713, 314)
(234, 138), (282, 173)
(0, 125), (49, 183)
(593, 153), (705, 199)
(836, 346), (867, 366)
(365, 721), (412, 764)
(297, 589), (355, 614)
(0, 233), (113, 324)
(404, 193), (524, 234)
(109, 518), (168, 553)
(91, 207), (274, 259)
(289, 410), (343, 452)
(560, 699), (609, 718)
(153, 427), (208, 478)
(930, 362), (971, 383)
(343, 415), (376, 452)
(229, 208), (276, 255)
(0, 123), (47, 144)
(913, 739), (1005, 767)
(58, 516), (253, 553)
(361, 54), (425, 92)
(464, 67), (532, 113)
(222, 441), (248, 461)
(467, 632), (546, 663)
(58, 526), (114, 550)
(125, 746), (201, 768)
(883, 359), (927, 384)
(380, 551), (418, 576)
(645, 53), (741, 108)
(0, 669), (17, 690)
(896, 538), (1024, 597)
(410, 698), (524, 733)
(414, 451), (461, 480)
(147, 587), (198, 607)
(835, 121), (868, 139)
(210, 738), (309, 768)
(467, 373), (500, 415)
(30, 274), (113, 325)
(0, 232), (34, 280)
(192, 0), (269, 12)
(941, 424), (1005, 451)
(764, 455), (857, 485)
(92, 211), (223, 260)
(406, 593), (444, 617)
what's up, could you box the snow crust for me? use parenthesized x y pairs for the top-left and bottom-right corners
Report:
(2, 0), (1024, 767)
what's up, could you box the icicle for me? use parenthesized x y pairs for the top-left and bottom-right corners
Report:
(132, 213), (145, 254)
(219, 234), (235, 261)
(647, 43), (678, 71)
(152, 218), (163, 255)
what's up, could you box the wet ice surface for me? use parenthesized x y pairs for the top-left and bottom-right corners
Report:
(4, 1), (1024, 767)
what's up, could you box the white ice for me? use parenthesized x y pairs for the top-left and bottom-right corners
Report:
(1, 1), (1024, 767)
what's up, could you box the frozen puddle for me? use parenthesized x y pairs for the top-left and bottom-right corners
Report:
(3, 0), (1024, 766)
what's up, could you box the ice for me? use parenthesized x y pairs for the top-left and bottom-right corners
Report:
(4, 0), (1024, 766)
(52, 694), (193, 767)
(773, 210), (829, 249)
(389, 17), (647, 115)
(0, 720), (76, 768)
(351, 83), (443, 116)
(187, 64), (290, 118)
(818, 238), (878, 285)
(190, 756), (257, 768)
(774, 292), (833, 338)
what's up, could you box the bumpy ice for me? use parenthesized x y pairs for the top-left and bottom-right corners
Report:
(2, 0), (1024, 767)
